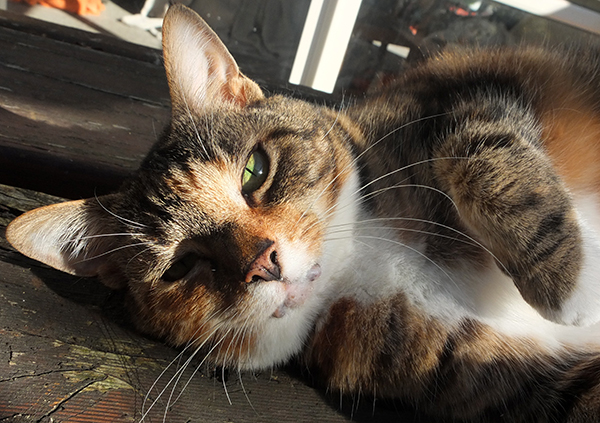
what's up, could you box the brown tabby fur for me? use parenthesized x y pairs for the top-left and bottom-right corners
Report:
(7, 4), (600, 422)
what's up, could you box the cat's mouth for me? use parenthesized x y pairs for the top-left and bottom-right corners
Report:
(271, 263), (321, 318)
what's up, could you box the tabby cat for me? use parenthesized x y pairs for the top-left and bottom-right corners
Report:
(7, 4), (600, 422)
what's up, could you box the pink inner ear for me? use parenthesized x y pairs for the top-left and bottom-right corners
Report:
(224, 75), (263, 107)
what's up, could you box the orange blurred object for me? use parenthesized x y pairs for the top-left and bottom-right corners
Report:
(12, 0), (105, 15)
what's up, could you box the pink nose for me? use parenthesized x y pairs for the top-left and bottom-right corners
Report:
(245, 241), (281, 283)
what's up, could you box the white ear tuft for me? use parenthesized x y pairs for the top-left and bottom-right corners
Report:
(162, 4), (264, 113)
(6, 198), (125, 289)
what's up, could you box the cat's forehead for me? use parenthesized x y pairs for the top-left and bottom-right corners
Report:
(127, 95), (340, 233)
(156, 96), (330, 171)
(165, 157), (245, 220)
(178, 96), (321, 140)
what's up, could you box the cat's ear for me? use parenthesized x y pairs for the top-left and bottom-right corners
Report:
(5, 198), (126, 289)
(161, 4), (264, 113)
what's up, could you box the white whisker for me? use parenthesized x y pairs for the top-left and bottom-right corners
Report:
(318, 157), (468, 226)
(74, 242), (151, 263)
(166, 308), (245, 410)
(58, 232), (143, 250)
(141, 306), (234, 421)
(297, 112), (454, 226)
(222, 364), (232, 405)
(161, 346), (206, 423)
(301, 157), (470, 241)
(320, 97), (344, 141)
(126, 246), (154, 271)
(94, 192), (148, 229)
(238, 369), (259, 416)
(325, 225), (479, 248)
(353, 234), (459, 288)
(179, 79), (210, 160)
(139, 324), (230, 422)
(327, 216), (511, 276)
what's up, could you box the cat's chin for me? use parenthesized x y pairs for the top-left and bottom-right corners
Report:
(233, 264), (329, 369)
(271, 263), (322, 318)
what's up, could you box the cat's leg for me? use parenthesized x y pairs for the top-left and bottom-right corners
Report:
(433, 97), (600, 326)
(309, 292), (600, 422)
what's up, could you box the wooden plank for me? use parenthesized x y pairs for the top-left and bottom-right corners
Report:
(0, 12), (171, 199)
(0, 184), (412, 422)
(0, 69), (164, 164)
(0, 10), (164, 65)
(0, 24), (170, 105)
(0, 60), (168, 197)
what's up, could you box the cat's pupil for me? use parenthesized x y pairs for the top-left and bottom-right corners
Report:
(162, 252), (201, 282)
(241, 150), (269, 194)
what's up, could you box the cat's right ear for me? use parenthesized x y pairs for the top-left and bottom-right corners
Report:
(5, 197), (126, 289)
(161, 4), (264, 114)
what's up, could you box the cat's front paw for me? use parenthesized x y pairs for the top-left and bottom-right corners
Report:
(436, 130), (600, 326)
(547, 217), (600, 326)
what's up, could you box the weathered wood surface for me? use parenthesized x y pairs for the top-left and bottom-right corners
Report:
(0, 10), (415, 423)
(0, 10), (170, 199)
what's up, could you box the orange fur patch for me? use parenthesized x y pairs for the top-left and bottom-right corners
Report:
(542, 104), (600, 193)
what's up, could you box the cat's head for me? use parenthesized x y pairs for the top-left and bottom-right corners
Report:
(5, 4), (359, 369)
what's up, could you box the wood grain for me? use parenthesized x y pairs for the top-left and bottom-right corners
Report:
(0, 13), (170, 199)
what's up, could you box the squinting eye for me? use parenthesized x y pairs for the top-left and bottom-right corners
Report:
(162, 252), (200, 282)
(241, 150), (269, 194)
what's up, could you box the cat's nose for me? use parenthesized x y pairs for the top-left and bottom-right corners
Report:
(245, 240), (281, 283)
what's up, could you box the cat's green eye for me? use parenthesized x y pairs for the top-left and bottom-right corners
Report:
(162, 252), (200, 282)
(241, 150), (269, 195)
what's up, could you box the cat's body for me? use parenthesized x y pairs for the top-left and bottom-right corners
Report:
(7, 4), (600, 422)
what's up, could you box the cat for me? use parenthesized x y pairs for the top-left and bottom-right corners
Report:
(7, 3), (600, 422)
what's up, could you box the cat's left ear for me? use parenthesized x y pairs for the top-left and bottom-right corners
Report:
(161, 4), (264, 113)
(6, 197), (126, 290)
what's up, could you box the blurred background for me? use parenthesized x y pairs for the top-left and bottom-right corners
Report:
(5, 0), (600, 96)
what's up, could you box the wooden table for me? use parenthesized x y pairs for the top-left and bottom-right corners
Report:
(0, 10), (415, 422)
